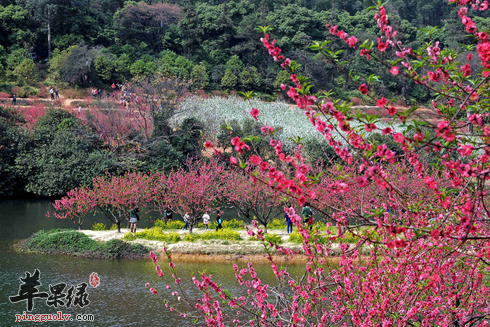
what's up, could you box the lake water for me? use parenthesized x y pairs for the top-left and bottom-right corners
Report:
(0, 200), (304, 326)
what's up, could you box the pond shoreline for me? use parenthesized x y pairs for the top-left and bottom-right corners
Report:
(15, 227), (356, 263)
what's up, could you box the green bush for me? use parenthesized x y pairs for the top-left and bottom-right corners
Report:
(200, 229), (242, 241)
(288, 229), (361, 244)
(183, 228), (242, 242)
(24, 229), (149, 258)
(154, 219), (185, 229)
(123, 229), (181, 243)
(92, 222), (106, 231)
(183, 233), (200, 242)
(289, 231), (303, 243)
(110, 224), (118, 230)
(222, 219), (243, 229)
(266, 218), (287, 229)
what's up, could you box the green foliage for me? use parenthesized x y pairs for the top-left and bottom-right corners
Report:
(15, 108), (117, 196)
(12, 58), (36, 85)
(265, 218), (287, 229)
(184, 228), (242, 241)
(222, 219), (243, 229)
(239, 67), (260, 90)
(24, 229), (149, 258)
(221, 69), (238, 90)
(59, 45), (96, 86)
(123, 229), (181, 243)
(92, 222), (106, 231)
(110, 224), (118, 230)
(0, 107), (24, 196)
(94, 55), (114, 82)
(153, 219), (185, 229)
(191, 64), (209, 90)
(289, 228), (361, 244)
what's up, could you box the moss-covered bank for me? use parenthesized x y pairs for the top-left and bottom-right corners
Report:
(17, 229), (150, 259)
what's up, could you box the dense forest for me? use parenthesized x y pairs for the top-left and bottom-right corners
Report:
(0, 0), (486, 198)
(1, 0), (488, 102)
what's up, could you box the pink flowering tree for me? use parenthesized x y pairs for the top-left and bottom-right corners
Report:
(92, 171), (154, 232)
(48, 186), (96, 230)
(158, 159), (228, 234)
(226, 166), (283, 232)
(145, 0), (490, 326)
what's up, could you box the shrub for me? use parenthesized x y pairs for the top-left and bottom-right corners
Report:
(154, 220), (185, 229)
(265, 218), (287, 229)
(197, 219), (243, 229)
(92, 222), (106, 231)
(110, 224), (118, 230)
(123, 229), (181, 243)
(222, 219), (243, 229)
(288, 231), (303, 244)
(183, 233), (200, 242)
(199, 229), (242, 241)
(23, 229), (149, 258)
(0, 92), (9, 98)
(182, 229), (242, 242)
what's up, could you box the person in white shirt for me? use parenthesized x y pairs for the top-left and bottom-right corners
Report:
(202, 211), (210, 231)
(183, 212), (190, 230)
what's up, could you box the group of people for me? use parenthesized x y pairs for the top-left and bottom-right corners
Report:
(284, 202), (314, 233)
(49, 87), (59, 100)
(91, 88), (103, 98)
(127, 204), (314, 235)
(183, 210), (223, 231)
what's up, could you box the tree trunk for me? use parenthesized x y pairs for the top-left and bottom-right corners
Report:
(189, 223), (194, 235)
(47, 6), (51, 59)
(117, 221), (121, 233)
(263, 224), (267, 234)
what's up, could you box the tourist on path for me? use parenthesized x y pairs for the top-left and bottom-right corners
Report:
(164, 206), (173, 222)
(183, 212), (190, 230)
(129, 206), (140, 233)
(50, 88), (54, 100)
(55, 88), (59, 99)
(285, 203), (293, 234)
(215, 210), (223, 231)
(301, 202), (313, 230)
(11, 93), (16, 105)
(202, 211), (210, 231)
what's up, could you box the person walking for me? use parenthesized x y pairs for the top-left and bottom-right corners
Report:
(50, 88), (54, 100)
(78, 106), (82, 114)
(129, 206), (140, 233)
(285, 203), (293, 234)
(215, 210), (223, 232)
(202, 211), (210, 231)
(165, 206), (173, 222)
(11, 93), (16, 105)
(301, 202), (313, 230)
(182, 212), (190, 230)
(55, 88), (59, 99)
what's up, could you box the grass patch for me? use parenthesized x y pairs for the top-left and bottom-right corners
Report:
(23, 229), (150, 259)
